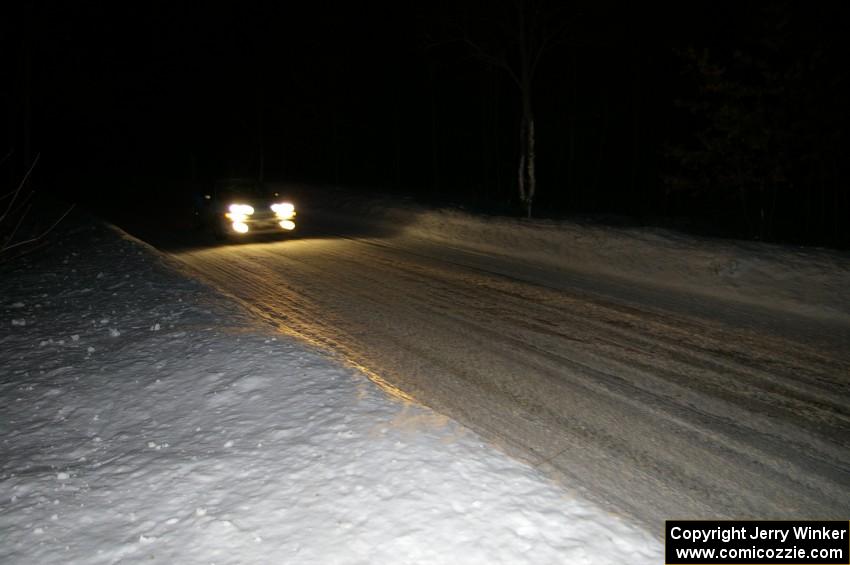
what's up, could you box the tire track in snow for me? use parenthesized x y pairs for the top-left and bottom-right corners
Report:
(172, 236), (850, 534)
(275, 237), (850, 445)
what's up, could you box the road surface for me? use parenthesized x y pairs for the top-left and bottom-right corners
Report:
(135, 216), (850, 534)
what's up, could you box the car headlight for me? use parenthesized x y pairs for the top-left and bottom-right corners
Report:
(271, 202), (296, 219)
(226, 203), (255, 222)
(227, 203), (254, 216)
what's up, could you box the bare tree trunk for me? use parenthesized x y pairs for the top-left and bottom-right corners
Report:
(738, 171), (753, 236)
(832, 156), (839, 244)
(492, 72), (502, 202)
(257, 118), (264, 185)
(331, 102), (340, 185)
(481, 73), (489, 202)
(593, 87), (608, 198)
(631, 60), (642, 212)
(526, 116), (536, 218)
(804, 175), (811, 240)
(517, 108), (536, 219)
(393, 89), (401, 189)
(460, 0), (563, 218)
(820, 160), (826, 242)
(517, 1), (535, 218)
(256, 89), (264, 185)
(429, 65), (441, 194)
(567, 50), (577, 206)
(518, 118), (527, 207)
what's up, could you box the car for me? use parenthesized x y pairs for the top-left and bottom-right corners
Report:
(202, 179), (298, 238)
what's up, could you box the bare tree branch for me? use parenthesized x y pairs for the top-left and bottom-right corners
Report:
(2, 201), (33, 250)
(0, 153), (40, 225)
(462, 36), (521, 87)
(1, 204), (75, 256)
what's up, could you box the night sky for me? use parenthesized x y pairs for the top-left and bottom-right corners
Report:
(4, 1), (849, 246)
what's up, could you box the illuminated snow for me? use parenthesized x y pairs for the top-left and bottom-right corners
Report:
(0, 221), (661, 564)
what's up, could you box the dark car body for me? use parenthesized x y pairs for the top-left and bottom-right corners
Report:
(201, 179), (297, 238)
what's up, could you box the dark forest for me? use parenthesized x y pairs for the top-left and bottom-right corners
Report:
(3, 1), (849, 247)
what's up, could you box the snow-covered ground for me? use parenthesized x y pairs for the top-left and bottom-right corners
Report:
(0, 217), (662, 563)
(305, 186), (850, 323)
(166, 186), (849, 534)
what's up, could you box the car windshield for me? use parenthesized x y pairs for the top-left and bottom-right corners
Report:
(216, 180), (278, 202)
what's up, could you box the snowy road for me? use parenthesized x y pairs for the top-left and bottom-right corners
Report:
(168, 221), (850, 532)
(2, 219), (663, 564)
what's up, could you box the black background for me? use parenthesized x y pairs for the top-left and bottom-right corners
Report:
(3, 1), (850, 246)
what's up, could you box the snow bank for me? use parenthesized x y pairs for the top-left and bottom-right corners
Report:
(309, 187), (850, 321)
(1, 216), (661, 563)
